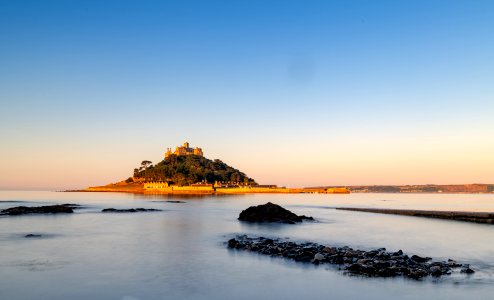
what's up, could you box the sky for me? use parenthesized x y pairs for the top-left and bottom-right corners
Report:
(1, 0), (493, 190)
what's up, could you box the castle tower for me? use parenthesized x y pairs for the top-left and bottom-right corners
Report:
(164, 141), (203, 158)
(165, 147), (173, 159)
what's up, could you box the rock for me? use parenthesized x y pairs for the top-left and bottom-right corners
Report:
(323, 246), (337, 254)
(313, 253), (325, 261)
(262, 238), (274, 245)
(411, 255), (432, 263)
(374, 260), (390, 269)
(430, 266), (442, 276)
(238, 202), (314, 224)
(227, 238), (238, 248)
(461, 264), (475, 274)
(447, 259), (462, 267)
(1, 204), (77, 215)
(25, 234), (42, 238)
(101, 208), (161, 213)
(377, 267), (397, 277)
(357, 259), (373, 264)
(407, 269), (428, 279)
(346, 263), (365, 272)
(295, 253), (313, 262)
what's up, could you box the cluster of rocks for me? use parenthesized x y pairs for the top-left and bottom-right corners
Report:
(227, 235), (474, 280)
(0, 204), (81, 216)
(238, 202), (314, 224)
(101, 208), (162, 213)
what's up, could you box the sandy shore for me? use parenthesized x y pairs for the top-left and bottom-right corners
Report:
(336, 207), (494, 224)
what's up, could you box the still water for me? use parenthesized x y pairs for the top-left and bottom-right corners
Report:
(1, 191), (493, 300)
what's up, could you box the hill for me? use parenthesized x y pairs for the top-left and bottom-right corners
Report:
(131, 154), (257, 186)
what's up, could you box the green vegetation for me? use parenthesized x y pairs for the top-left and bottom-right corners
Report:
(132, 155), (257, 186)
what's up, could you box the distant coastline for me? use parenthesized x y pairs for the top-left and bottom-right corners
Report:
(331, 184), (494, 194)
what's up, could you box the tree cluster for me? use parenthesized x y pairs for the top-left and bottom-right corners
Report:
(132, 155), (257, 186)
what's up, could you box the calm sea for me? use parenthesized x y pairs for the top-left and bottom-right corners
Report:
(1, 191), (493, 300)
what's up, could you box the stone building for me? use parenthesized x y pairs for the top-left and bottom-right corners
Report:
(165, 141), (203, 159)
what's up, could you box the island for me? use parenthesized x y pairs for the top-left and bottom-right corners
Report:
(82, 141), (350, 195)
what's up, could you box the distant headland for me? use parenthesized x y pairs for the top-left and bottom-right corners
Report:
(81, 141), (349, 195)
(309, 184), (494, 194)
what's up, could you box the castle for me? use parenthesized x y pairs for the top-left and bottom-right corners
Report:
(165, 141), (203, 159)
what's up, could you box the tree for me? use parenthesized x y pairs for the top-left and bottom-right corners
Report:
(141, 160), (152, 169)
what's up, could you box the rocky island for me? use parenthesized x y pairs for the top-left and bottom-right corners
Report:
(238, 202), (314, 224)
(82, 141), (349, 195)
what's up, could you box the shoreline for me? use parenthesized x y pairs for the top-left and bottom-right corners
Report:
(71, 186), (348, 195)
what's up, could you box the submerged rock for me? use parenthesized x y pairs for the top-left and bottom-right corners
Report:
(226, 235), (472, 280)
(238, 202), (314, 224)
(101, 208), (161, 213)
(1, 204), (79, 216)
(25, 234), (42, 238)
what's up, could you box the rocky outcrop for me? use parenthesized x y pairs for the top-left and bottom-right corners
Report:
(101, 208), (161, 213)
(1, 204), (80, 216)
(226, 235), (473, 280)
(335, 207), (494, 224)
(238, 202), (314, 224)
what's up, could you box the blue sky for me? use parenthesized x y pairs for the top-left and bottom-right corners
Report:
(1, 0), (493, 189)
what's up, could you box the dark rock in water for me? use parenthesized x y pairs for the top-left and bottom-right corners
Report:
(166, 201), (186, 203)
(447, 259), (462, 268)
(430, 266), (442, 277)
(461, 264), (475, 274)
(410, 255), (431, 263)
(101, 208), (162, 213)
(1, 204), (77, 216)
(407, 269), (428, 279)
(25, 234), (42, 238)
(226, 235), (471, 280)
(227, 238), (238, 248)
(238, 202), (314, 223)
